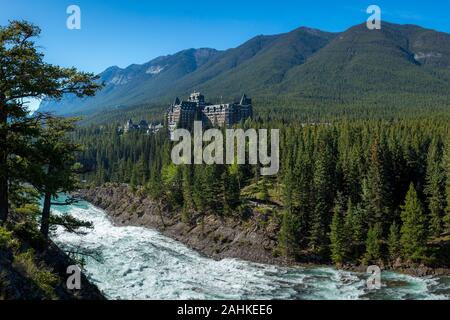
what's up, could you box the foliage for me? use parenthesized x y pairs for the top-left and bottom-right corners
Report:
(12, 249), (59, 298)
(0, 20), (101, 234)
(329, 195), (347, 264)
(364, 223), (383, 264)
(387, 222), (401, 261)
(400, 184), (428, 262)
(74, 115), (450, 266)
(49, 214), (93, 235)
(424, 139), (445, 238)
(0, 227), (19, 250)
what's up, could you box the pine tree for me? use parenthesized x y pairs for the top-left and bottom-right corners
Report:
(147, 161), (163, 200)
(444, 135), (450, 233)
(279, 160), (299, 257)
(0, 21), (100, 224)
(192, 166), (207, 212)
(130, 167), (139, 190)
(31, 117), (84, 238)
(344, 199), (364, 244)
(223, 167), (240, 213)
(309, 135), (335, 253)
(387, 222), (401, 261)
(343, 199), (365, 260)
(364, 223), (382, 263)
(345, 145), (363, 204)
(400, 183), (428, 262)
(329, 196), (347, 264)
(424, 139), (445, 238)
(278, 209), (300, 257)
(362, 138), (390, 231)
(161, 163), (183, 208)
(210, 165), (226, 215)
(181, 165), (194, 223)
(283, 138), (313, 249)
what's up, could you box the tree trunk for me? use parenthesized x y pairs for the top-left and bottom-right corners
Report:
(40, 192), (51, 238)
(0, 94), (8, 225)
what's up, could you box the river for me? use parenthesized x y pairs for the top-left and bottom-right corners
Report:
(51, 199), (450, 300)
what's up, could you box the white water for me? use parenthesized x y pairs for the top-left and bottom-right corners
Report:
(51, 200), (450, 300)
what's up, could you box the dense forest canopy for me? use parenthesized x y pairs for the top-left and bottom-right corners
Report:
(75, 106), (450, 266)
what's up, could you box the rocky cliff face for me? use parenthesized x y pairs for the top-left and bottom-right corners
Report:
(75, 184), (291, 266)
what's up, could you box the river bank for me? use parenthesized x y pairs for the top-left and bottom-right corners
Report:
(0, 221), (105, 300)
(51, 200), (450, 300)
(74, 183), (450, 277)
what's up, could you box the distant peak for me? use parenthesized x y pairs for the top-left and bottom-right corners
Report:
(104, 65), (122, 71)
(298, 26), (324, 33)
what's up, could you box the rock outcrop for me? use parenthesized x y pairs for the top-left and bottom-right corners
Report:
(75, 184), (450, 277)
(75, 184), (289, 266)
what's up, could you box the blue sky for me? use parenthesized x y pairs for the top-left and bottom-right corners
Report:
(1, 0), (450, 110)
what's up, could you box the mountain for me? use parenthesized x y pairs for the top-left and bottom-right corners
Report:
(38, 48), (220, 115)
(276, 23), (450, 102)
(171, 27), (337, 99)
(38, 22), (450, 117)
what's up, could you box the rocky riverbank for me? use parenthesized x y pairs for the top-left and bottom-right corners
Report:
(0, 225), (105, 300)
(74, 183), (450, 277)
(74, 184), (290, 266)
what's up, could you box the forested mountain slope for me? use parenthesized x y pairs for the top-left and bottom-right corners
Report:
(38, 22), (450, 117)
(276, 23), (450, 103)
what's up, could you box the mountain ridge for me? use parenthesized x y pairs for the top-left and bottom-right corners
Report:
(37, 21), (450, 117)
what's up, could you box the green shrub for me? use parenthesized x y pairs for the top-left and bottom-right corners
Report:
(13, 222), (47, 250)
(13, 250), (59, 298)
(272, 247), (282, 258)
(14, 203), (40, 217)
(0, 227), (19, 251)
